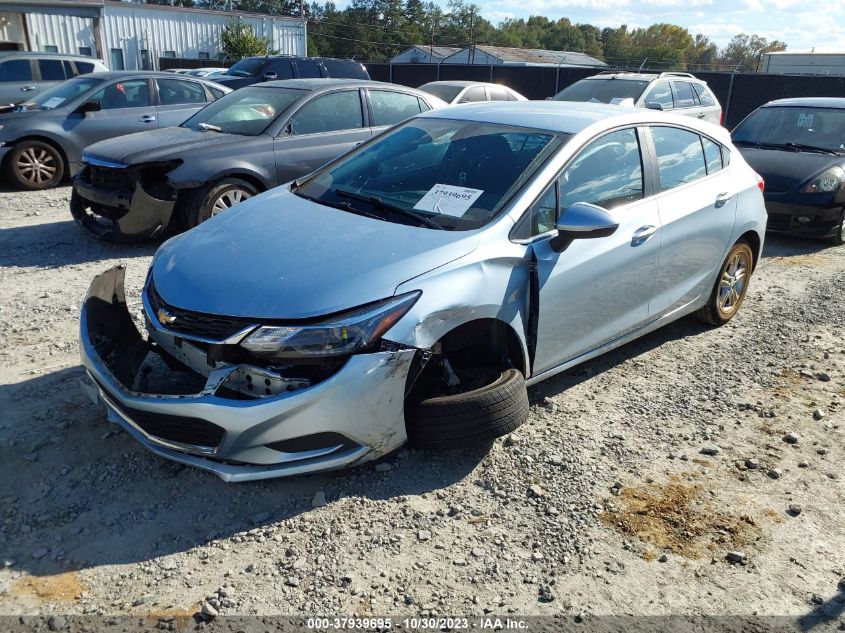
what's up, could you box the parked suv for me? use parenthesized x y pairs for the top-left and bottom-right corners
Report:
(0, 51), (108, 105)
(552, 71), (723, 125)
(213, 56), (369, 90)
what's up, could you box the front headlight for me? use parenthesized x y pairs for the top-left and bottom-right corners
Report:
(240, 291), (421, 359)
(801, 166), (845, 193)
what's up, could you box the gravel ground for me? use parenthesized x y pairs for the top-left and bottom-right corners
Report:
(0, 185), (843, 624)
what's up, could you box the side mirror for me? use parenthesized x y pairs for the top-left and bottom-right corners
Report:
(262, 71), (277, 82)
(645, 101), (664, 111)
(76, 100), (101, 115)
(551, 202), (618, 251)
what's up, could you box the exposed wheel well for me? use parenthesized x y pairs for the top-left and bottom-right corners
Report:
(405, 319), (527, 403)
(217, 172), (266, 193)
(4, 136), (69, 176)
(738, 230), (762, 270)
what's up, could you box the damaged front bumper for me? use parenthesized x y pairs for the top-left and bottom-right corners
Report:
(70, 159), (178, 243)
(79, 266), (416, 482)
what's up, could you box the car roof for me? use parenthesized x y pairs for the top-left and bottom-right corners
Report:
(763, 97), (845, 109)
(420, 100), (731, 141)
(0, 51), (102, 61)
(240, 55), (361, 63)
(259, 78), (426, 92)
(79, 70), (227, 83)
(421, 80), (486, 87)
(581, 71), (704, 84)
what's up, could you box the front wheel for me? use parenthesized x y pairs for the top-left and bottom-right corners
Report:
(4, 140), (65, 190)
(828, 215), (845, 246)
(186, 178), (257, 228)
(695, 240), (754, 326)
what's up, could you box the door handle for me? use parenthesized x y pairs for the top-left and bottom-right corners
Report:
(631, 225), (657, 246)
(139, 114), (156, 123)
(20, 86), (36, 92)
(715, 192), (734, 208)
(697, 112), (706, 119)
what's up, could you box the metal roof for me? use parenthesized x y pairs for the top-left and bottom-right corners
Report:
(469, 46), (606, 67)
(407, 46), (462, 59)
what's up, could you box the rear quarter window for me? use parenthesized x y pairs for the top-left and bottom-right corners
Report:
(322, 60), (368, 79)
(692, 83), (717, 107)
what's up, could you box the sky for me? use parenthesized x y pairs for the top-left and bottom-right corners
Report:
(465, 0), (845, 51)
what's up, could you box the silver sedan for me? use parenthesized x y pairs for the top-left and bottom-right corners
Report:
(79, 102), (767, 481)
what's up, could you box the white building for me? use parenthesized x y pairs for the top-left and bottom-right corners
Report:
(390, 45), (461, 64)
(761, 49), (845, 76)
(442, 45), (606, 68)
(0, 0), (306, 70)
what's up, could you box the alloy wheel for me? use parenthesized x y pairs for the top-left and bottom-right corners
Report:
(211, 187), (252, 216)
(718, 249), (749, 315)
(16, 147), (57, 185)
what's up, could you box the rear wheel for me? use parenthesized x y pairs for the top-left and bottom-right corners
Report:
(695, 240), (754, 326)
(186, 178), (257, 228)
(5, 140), (65, 190)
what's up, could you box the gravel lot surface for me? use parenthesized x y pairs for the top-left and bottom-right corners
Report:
(0, 186), (843, 624)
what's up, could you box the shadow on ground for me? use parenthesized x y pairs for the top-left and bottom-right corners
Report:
(0, 220), (156, 268)
(761, 233), (833, 259)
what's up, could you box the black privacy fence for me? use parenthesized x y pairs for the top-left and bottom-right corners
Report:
(365, 62), (845, 128)
(158, 58), (232, 71)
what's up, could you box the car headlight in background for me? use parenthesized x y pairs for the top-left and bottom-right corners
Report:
(801, 166), (845, 193)
(240, 291), (421, 359)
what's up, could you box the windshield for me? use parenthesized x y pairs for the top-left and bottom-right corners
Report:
(419, 83), (464, 103)
(294, 118), (560, 231)
(733, 106), (845, 152)
(24, 77), (103, 110)
(225, 58), (265, 78)
(554, 78), (649, 104)
(181, 86), (304, 136)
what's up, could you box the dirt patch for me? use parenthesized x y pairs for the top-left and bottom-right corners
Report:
(770, 254), (826, 267)
(11, 572), (86, 603)
(602, 478), (763, 559)
(144, 606), (197, 629)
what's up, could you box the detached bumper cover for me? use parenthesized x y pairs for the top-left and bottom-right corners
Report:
(70, 164), (177, 242)
(79, 266), (415, 482)
(764, 194), (843, 238)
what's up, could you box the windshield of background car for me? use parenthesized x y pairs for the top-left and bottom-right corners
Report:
(181, 87), (304, 135)
(27, 77), (103, 110)
(733, 106), (845, 152)
(554, 78), (649, 104)
(225, 58), (265, 77)
(295, 118), (561, 231)
(419, 83), (464, 103)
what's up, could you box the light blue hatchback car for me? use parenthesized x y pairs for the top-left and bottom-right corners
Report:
(79, 101), (767, 481)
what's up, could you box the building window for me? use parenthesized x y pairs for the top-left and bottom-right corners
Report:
(199, 52), (209, 59)
(44, 45), (58, 53)
(110, 48), (125, 71)
(79, 46), (92, 57)
(163, 50), (176, 59)
(140, 49), (150, 70)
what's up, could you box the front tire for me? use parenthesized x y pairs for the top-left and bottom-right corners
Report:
(695, 240), (754, 326)
(828, 214), (845, 246)
(405, 368), (529, 448)
(4, 140), (65, 190)
(186, 178), (257, 228)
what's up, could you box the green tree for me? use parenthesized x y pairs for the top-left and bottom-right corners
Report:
(221, 18), (276, 59)
(720, 34), (787, 71)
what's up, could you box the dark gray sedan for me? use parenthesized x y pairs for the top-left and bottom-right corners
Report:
(0, 71), (230, 190)
(71, 79), (446, 241)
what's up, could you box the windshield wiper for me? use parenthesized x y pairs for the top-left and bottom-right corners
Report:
(784, 142), (840, 156)
(197, 123), (223, 132)
(293, 190), (384, 221)
(334, 188), (445, 230)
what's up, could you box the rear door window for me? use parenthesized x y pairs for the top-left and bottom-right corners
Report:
(369, 90), (422, 126)
(650, 126), (707, 190)
(321, 59), (368, 79)
(671, 81), (696, 109)
(0, 59), (33, 82)
(156, 78), (208, 105)
(692, 83), (716, 107)
(295, 60), (322, 78)
(461, 86), (487, 103)
(643, 82), (673, 109)
(38, 59), (65, 81)
(487, 85), (509, 101)
(290, 90), (363, 135)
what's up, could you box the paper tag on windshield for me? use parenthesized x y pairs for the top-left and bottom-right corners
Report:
(41, 97), (65, 109)
(609, 97), (624, 105)
(414, 184), (483, 217)
(796, 113), (814, 128)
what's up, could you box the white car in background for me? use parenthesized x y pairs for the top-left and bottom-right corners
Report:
(418, 80), (527, 104)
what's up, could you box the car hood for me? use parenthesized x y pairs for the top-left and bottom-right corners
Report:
(211, 75), (254, 89)
(83, 127), (250, 165)
(738, 147), (844, 192)
(151, 188), (480, 319)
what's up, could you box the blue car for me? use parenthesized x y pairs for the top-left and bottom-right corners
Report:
(79, 101), (767, 481)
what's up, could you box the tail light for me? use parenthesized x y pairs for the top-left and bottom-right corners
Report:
(756, 173), (765, 193)
(719, 110), (724, 126)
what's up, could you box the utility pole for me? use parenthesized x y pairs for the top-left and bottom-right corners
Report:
(468, 7), (474, 64)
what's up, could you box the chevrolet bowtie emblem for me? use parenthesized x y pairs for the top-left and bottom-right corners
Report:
(157, 308), (177, 325)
